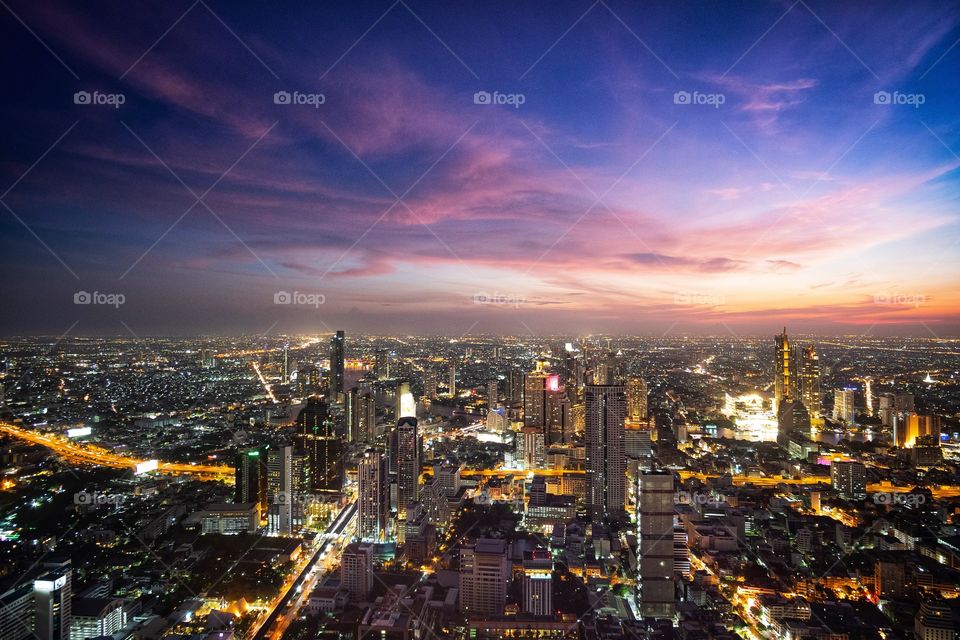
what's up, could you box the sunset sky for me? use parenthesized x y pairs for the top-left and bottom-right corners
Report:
(1, 0), (958, 336)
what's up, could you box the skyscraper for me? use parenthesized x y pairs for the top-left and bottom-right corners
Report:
(523, 369), (549, 429)
(831, 461), (867, 499)
(281, 343), (290, 385)
(267, 445), (293, 535)
(774, 328), (795, 413)
(34, 560), (72, 640)
(394, 380), (416, 419)
(585, 383), (626, 521)
(357, 448), (388, 541)
(235, 446), (267, 516)
(341, 542), (374, 602)
(395, 416), (420, 523)
(833, 388), (856, 424)
(638, 471), (675, 619)
(459, 539), (510, 615)
(518, 425), (545, 469)
(486, 379), (498, 411)
(448, 362), (457, 396)
(329, 330), (345, 400)
(295, 398), (342, 493)
(626, 377), (649, 423)
(522, 549), (553, 616)
(798, 345), (821, 425)
(349, 388), (377, 443)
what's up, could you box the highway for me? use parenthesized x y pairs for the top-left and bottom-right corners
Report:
(251, 501), (357, 640)
(0, 421), (234, 481)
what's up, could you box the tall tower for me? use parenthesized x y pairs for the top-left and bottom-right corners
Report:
(798, 345), (821, 425)
(523, 369), (549, 429)
(522, 549), (553, 616)
(34, 560), (72, 640)
(329, 330), (345, 400)
(281, 343), (290, 385)
(395, 416), (420, 523)
(448, 362), (457, 396)
(585, 383), (626, 521)
(267, 445), (293, 535)
(774, 328), (797, 413)
(357, 448), (389, 541)
(626, 377), (649, 422)
(235, 447), (268, 516)
(638, 471), (675, 618)
(295, 398), (343, 494)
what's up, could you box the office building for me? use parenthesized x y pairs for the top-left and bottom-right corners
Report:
(395, 417), (420, 523)
(295, 398), (342, 493)
(329, 330), (345, 399)
(638, 471), (675, 618)
(831, 461), (867, 500)
(798, 345), (821, 424)
(585, 384), (626, 521)
(518, 426), (545, 470)
(459, 539), (510, 615)
(357, 448), (389, 541)
(395, 380), (416, 419)
(522, 549), (553, 616)
(833, 388), (856, 424)
(69, 598), (126, 640)
(448, 362), (457, 396)
(235, 446), (267, 517)
(341, 542), (374, 602)
(523, 369), (550, 429)
(774, 328), (795, 412)
(34, 561), (71, 640)
(626, 377), (648, 423)
(267, 445), (294, 535)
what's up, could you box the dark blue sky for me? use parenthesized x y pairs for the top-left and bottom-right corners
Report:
(1, 0), (959, 336)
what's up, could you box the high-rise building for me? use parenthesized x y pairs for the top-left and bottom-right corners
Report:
(518, 426), (545, 469)
(486, 379), (498, 411)
(798, 345), (821, 424)
(546, 389), (572, 445)
(523, 369), (549, 429)
(267, 445), (293, 535)
(777, 400), (811, 448)
(832, 388), (856, 424)
(626, 378), (648, 423)
(585, 384), (626, 522)
(522, 549), (553, 616)
(375, 349), (391, 380)
(235, 447), (268, 516)
(506, 368), (523, 405)
(0, 579), (35, 640)
(448, 362), (457, 396)
(281, 343), (290, 385)
(341, 542), (374, 602)
(69, 598), (126, 640)
(638, 471), (675, 619)
(896, 413), (941, 448)
(357, 448), (389, 541)
(295, 398), (342, 494)
(395, 417), (420, 523)
(774, 328), (795, 413)
(831, 461), (866, 499)
(34, 560), (71, 640)
(395, 380), (416, 419)
(349, 389), (377, 443)
(329, 330), (345, 400)
(423, 368), (437, 400)
(459, 539), (510, 615)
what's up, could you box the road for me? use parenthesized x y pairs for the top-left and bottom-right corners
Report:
(0, 421), (234, 481)
(251, 501), (357, 640)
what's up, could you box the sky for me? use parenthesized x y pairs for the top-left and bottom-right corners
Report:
(1, 0), (959, 337)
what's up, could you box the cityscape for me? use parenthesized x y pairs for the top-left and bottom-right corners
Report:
(2, 2), (960, 640)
